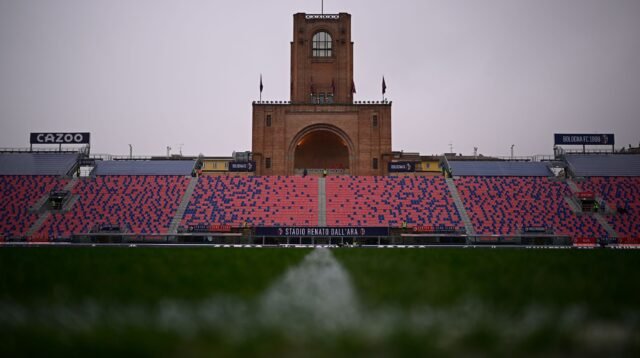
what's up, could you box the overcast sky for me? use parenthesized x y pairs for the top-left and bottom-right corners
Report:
(1, 0), (639, 157)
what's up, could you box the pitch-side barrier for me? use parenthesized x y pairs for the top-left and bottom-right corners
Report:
(2, 232), (634, 249)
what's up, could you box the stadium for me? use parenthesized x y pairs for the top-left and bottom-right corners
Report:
(2, 3), (640, 357)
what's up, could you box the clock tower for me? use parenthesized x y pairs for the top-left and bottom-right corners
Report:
(252, 12), (392, 176)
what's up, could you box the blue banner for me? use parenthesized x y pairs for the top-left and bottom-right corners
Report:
(554, 133), (614, 146)
(229, 161), (256, 172)
(388, 162), (415, 173)
(255, 226), (390, 237)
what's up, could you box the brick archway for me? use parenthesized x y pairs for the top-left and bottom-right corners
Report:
(287, 124), (355, 175)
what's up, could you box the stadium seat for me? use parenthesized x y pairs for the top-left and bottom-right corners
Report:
(181, 176), (318, 227)
(455, 177), (607, 238)
(0, 176), (68, 238)
(38, 176), (189, 238)
(577, 177), (640, 237)
(325, 176), (462, 227)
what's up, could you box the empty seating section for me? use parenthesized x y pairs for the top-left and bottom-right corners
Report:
(182, 176), (318, 227)
(566, 154), (640, 177)
(448, 161), (552, 177)
(578, 177), (640, 237)
(326, 176), (461, 227)
(0, 176), (66, 237)
(455, 177), (606, 237)
(4, 173), (636, 239)
(39, 176), (189, 237)
(0, 153), (79, 175)
(93, 160), (196, 176)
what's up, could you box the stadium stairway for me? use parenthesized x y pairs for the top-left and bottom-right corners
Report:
(26, 177), (79, 238)
(566, 178), (618, 239)
(562, 179), (583, 214)
(169, 176), (199, 234)
(593, 215), (618, 239)
(563, 196), (582, 214)
(565, 179), (580, 193)
(446, 178), (476, 235)
(318, 177), (327, 226)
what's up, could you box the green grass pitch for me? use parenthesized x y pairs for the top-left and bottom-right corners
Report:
(1, 247), (639, 357)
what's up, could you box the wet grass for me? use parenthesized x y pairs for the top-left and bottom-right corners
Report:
(0, 247), (310, 304)
(333, 248), (640, 315)
(1, 247), (639, 357)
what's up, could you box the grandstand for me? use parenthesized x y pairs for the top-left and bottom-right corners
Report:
(326, 176), (461, 228)
(0, 152), (78, 176)
(575, 174), (640, 239)
(454, 176), (606, 238)
(0, 149), (638, 245)
(182, 176), (318, 227)
(565, 154), (640, 177)
(447, 160), (552, 177)
(37, 176), (190, 238)
(93, 160), (196, 176)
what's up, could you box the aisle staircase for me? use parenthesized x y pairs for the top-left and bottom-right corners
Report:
(318, 177), (327, 226)
(446, 178), (475, 235)
(169, 177), (199, 234)
(27, 178), (79, 237)
(566, 178), (617, 238)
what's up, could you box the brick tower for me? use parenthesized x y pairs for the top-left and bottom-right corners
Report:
(252, 12), (392, 176)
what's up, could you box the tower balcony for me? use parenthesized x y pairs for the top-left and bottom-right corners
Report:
(252, 100), (391, 106)
(304, 14), (341, 20)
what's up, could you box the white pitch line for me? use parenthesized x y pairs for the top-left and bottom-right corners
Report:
(259, 247), (361, 332)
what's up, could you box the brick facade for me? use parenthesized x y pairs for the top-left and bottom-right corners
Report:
(252, 13), (392, 176)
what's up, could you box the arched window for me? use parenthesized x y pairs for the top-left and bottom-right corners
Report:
(312, 31), (332, 57)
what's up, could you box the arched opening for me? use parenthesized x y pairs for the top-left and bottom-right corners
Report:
(312, 31), (332, 57)
(294, 130), (349, 172)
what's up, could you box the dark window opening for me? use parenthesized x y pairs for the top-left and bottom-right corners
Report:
(266, 114), (272, 127)
(373, 158), (379, 170)
(311, 92), (334, 104)
(265, 157), (271, 169)
(312, 32), (332, 57)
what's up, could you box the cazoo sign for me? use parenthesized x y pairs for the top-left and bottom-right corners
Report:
(30, 132), (90, 145)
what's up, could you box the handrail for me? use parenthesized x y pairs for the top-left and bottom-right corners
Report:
(562, 148), (617, 155)
(90, 154), (153, 161)
(442, 155), (451, 174)
(0, 146), (88, 153)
